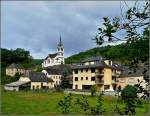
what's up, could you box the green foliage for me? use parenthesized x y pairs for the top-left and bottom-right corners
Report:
(35, 66), (43, 72)
(90, 85), (97, 97)
(60, 78), (71, 89)
(95, 1), (149, 45)
(1, 72), (21, 84)
(121, 85), (137, 115)
(90, 93), (105, 115)
(1, 48), (32, 65)
(65, 37), (148, 69)
(57, 93), (72, 113)
(75, 95), (90, 113)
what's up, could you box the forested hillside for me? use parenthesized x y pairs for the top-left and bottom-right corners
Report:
(65, 37), (148, 67)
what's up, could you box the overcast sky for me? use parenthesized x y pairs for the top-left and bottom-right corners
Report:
(2, 1), (140, 59)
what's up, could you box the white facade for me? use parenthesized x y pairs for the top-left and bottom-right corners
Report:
(42, 36), (65, 68)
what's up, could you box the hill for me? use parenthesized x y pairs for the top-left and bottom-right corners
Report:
(65, 38), (148, 67)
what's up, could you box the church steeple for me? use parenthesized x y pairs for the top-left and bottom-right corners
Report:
(58, 35), (63, 46)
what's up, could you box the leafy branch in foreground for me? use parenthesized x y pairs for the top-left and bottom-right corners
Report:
(94, 0), (149, 45)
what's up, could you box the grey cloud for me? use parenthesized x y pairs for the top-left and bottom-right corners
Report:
(1, 1), (141, 59)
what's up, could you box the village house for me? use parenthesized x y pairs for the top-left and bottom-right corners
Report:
(72, 56), (122, 91)
(6, 63), (31, 76)
(42, 68), (62, 87)
(117, 76), (146, 90)
(117, 67), (147, 90)
(42, 36), (65, 68)
(29, 72), (54, 90)
(4, 71), (54, 91)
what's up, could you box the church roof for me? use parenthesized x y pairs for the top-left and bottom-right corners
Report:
(45, 53), (57, 60)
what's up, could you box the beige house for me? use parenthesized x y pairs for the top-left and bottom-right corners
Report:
(6, 63), (31, 76)
(29, 72), (54, 90)
(117, 76), (146, 90)
(72, 57), (122, 91)
(4, 71), (54, 91)
(42, 68), (62, 87)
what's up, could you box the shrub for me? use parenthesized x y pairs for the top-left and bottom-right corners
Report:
(90, 85), (97, 96)
(57, 93), (72, 113)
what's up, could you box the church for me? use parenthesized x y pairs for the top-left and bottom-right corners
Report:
(42, 36), (65, 68)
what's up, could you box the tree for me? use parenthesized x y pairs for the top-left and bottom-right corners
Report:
(75, 95), (90, 113)
(57, 93), (72, 114)
(90, 85), (97, 96)
(94, 1), (149, 45)
(121, 85), (137, 115)
(90, 93), (105, 115)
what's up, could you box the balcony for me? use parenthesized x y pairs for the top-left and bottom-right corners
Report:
(95, 80), (104, 84)
(95, 72), (104, 76)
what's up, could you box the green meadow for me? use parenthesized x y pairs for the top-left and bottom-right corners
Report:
(1, 90), (149, 115)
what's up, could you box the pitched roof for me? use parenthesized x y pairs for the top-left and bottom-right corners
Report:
(5, 81), (30, 87)
(81, 56), (103, 63)
(45, 53), (57, 60)
(72, 56), (122, 70)
(29, 72), (54, 82)
(120, 66), (144, 77)
(7, 63), (23, 69)
(44, 68), (62, 75)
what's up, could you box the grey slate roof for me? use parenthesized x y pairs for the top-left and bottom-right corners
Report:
(81, 56), (103, 63)
(7, 63), (23, 69)
(44, 68), (62, 75)
(29, 72), (54, 82)
(72, 56), (122, 70)
(45, 53), (57, 60)
(5, 81), (30, 87)
(120, 66), (144, 77)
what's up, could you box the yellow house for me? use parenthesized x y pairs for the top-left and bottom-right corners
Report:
(72, 57), (122, 91)
(6, 63), (31, 76)
(29, 72), (54, 90)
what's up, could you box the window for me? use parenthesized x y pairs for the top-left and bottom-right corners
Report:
(81, 77), (83, 80)
(86, 69), (88, 72)
(109, 60), (111, 65)
(75, 85), (78, 89)
(86, 77), (88, 80)
(74, 70), (78, 74)
(61, 48), (63, 51)
(33, 85), (35, 90)
(75, 77), (78, 81)
(91, 68), (95, 73)
(91, 77), (95, 81)
(81, 69), (83, 73)
(104, 85), (110, 90)
(36, 85), (39, 89)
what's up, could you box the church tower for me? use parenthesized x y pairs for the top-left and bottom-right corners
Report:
(57, 35), (64, 64)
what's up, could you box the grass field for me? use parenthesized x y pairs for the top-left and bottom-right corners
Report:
(1, 90), (149, 115)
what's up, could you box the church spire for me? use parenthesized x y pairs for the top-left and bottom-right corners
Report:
(58, 35), (63, 46)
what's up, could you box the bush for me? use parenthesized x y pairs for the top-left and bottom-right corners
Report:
(57, 93), (72, 113)
(90, 85), (97, 96)
(121, 85), (137, 115)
